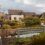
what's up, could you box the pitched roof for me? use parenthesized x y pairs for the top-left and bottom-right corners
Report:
(8, 9), (23, 15)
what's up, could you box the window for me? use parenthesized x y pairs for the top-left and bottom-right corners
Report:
(14, 17), (16, 20)
(9, 17), (11, 20)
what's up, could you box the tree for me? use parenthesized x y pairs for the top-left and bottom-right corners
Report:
(24, 18), (40, 27)
(2, 24), (11, 29)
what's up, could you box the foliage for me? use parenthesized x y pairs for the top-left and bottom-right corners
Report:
(30, 33), (45, 45)
(0, 16), (41, 29)
(2, 24), (11, 29)
(16, 38), (31, 45)
(24, 18), (40, 27)
(14, 33), (45, 45)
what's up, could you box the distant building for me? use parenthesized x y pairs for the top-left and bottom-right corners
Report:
(40, 13), (45, 26)
(10, 15), (24, 21)
(5, 9), (24, 21)
(4, 14), (11, 20)
(23, 12), (39, 18)
(4, 9), (42, 21)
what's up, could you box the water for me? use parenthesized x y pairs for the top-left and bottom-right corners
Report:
(0, 28), (43, 45)
(15, 33), (40, 38)
(0, 32), (40, 45)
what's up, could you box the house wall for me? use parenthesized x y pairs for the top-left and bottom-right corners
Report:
(11, 15), (24, 21)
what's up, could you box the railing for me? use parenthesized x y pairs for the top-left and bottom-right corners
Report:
(16, 27), (45, 35)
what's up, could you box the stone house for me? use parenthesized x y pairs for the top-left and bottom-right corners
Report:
(10, 15), (24, 21)
(5, 9), (24, 21)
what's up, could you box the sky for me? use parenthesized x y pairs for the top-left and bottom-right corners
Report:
(0, 0), (45, 14)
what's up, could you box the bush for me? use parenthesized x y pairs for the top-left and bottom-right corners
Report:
(24, 18), (40, 27)
(30, 33), (45, 45)
(2, 24), (11, 29)
(15, 38), (31, 45)
(15, 33), (45, 45)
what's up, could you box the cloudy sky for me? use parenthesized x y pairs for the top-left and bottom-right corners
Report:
(0, 0), (45, 14)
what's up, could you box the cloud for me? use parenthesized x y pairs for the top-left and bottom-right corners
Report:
(36, 4), (43, 7)
(15, 0), (22, 3)
(15, 0), (45, 8)
(0, 0), (45, 14)
(15, 0), (34, 5)
(35, 3), (45, 8)
(23, 0), (32, 5)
